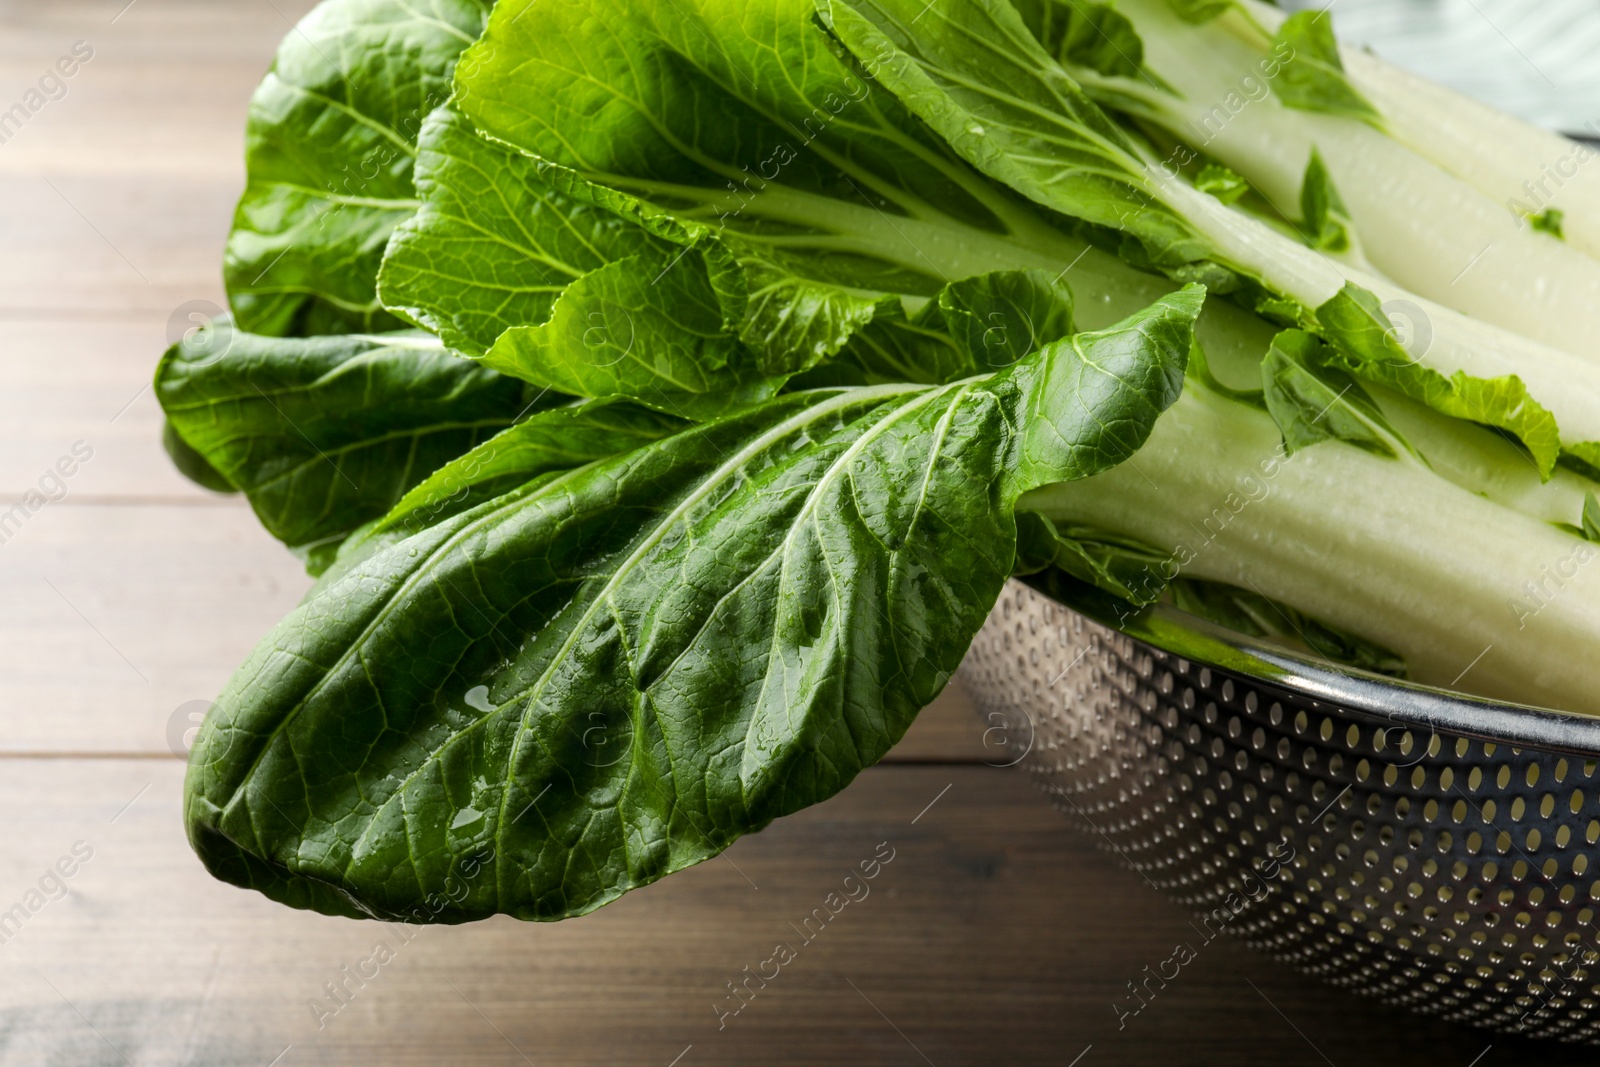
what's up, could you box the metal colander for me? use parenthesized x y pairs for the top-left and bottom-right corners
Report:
(958, 579), (1600, 1043)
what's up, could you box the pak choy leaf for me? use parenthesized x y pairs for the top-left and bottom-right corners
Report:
(815, 0), (1212, 269)
(1010, 0), (1170, 88)
(1164, 0), (1235, 23)
(1313, 282), (1562, 478)
(226, 0), (492, 337)
(183, 286), (1204, 923)
(1170, 578), (1408, 678)
(449, 0), (1159, 358)
(1261, 328), (1408, 459)
(383, 98), (1088, 402)
(380, 103), (941, 408)
(1298, 148), (1354, 254)
(1268, 9), (1382, 126)
(155, 329), (542, 571)
(317, 397), (691, 588)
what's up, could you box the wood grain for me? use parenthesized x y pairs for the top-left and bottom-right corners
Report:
(0, 760), (1578, 1067)
(0, 2), (1586, 1065)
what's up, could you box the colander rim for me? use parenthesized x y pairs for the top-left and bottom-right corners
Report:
(1032, 580), (1600, 758)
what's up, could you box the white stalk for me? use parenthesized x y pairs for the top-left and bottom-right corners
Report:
(1159, 172), (1600, 449)
(1234, 0), (1600, 263)
(1115, 0), (1600, 359)
(1023, 382), (1600, 715)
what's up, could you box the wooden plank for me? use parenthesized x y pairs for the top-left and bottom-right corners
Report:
(0, 498), (986, 761)
(0, 760), (1573, 1067)
(0, 502), (310, 754)
(0, 0), (319, 316)
(0, 318), (218, 499)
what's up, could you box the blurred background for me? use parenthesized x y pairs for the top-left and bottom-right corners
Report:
(1281, 0), (1600, 131)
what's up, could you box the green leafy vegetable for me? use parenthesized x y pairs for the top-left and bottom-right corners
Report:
(1261, 329), (1404, 458)
(1298, 149), (1353, 253)
(158, 0), (1600, 928)
(157, 330), (540, 570)
(1313, 283), (1562, 477)
(186, 290), (1202, 922)
(225, 0), (491, 336)
(1269, 10), (1382, 125)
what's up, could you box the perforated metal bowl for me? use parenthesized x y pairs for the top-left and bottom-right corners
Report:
(958, 579), (1600, 1042)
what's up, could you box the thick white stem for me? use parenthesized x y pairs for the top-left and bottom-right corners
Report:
(1022, 383), (1600, 715)
(1117, 0), (1600, 360)
(1163, 174), (1600, 449)
(1234, 0), (1600, 263)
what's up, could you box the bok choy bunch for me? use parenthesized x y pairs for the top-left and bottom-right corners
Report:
(156, 0), (1600, 923)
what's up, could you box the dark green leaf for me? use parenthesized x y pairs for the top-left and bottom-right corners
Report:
(184, 290), (1202, 922)
(377, 399), (690, 537)
(938, 269), (1077, 369)
(225, 0), (491, 336)
(162, 420), (237, 495)
(1585, 492), (1600, 543)
(156, 330), (538, 567)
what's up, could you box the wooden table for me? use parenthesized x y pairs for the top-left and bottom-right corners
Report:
(0, 2), (1590, 1063)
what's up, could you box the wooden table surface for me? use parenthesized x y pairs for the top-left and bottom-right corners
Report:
(0, 2), (1592, 1064)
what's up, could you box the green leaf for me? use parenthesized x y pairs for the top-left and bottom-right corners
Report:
(378, 105), (667, 358)
(937, 269), (1077, 370)
(1165, 0), (1235, 23)
(1012, 0), (1166, 87)
(1585, 493), (1600, 543)
(478, 250), (779, 417)
(1261, 329), (1403, 459)
(454, 0), (1072, 323)
(1530, 208), (1566, 240)
(225, 0), (491, 337)
(161, 420), (237, 494)
(1014, 512), (1170, 605)
(155, 330), (538, 567)
(184, 290), (1202, 922)
(818, 0), (1211, 268)
(1314, 283), (1562, 479)
(1298, 148), (1352, 253)
(1270, 10), (1382, 125)
(801, 297), (970, 387)
(381, 105), (845, 410)
(1171, 579), (1408, 678)
(1195, 162), (1250, 205)
(378, 399), (690, 537)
